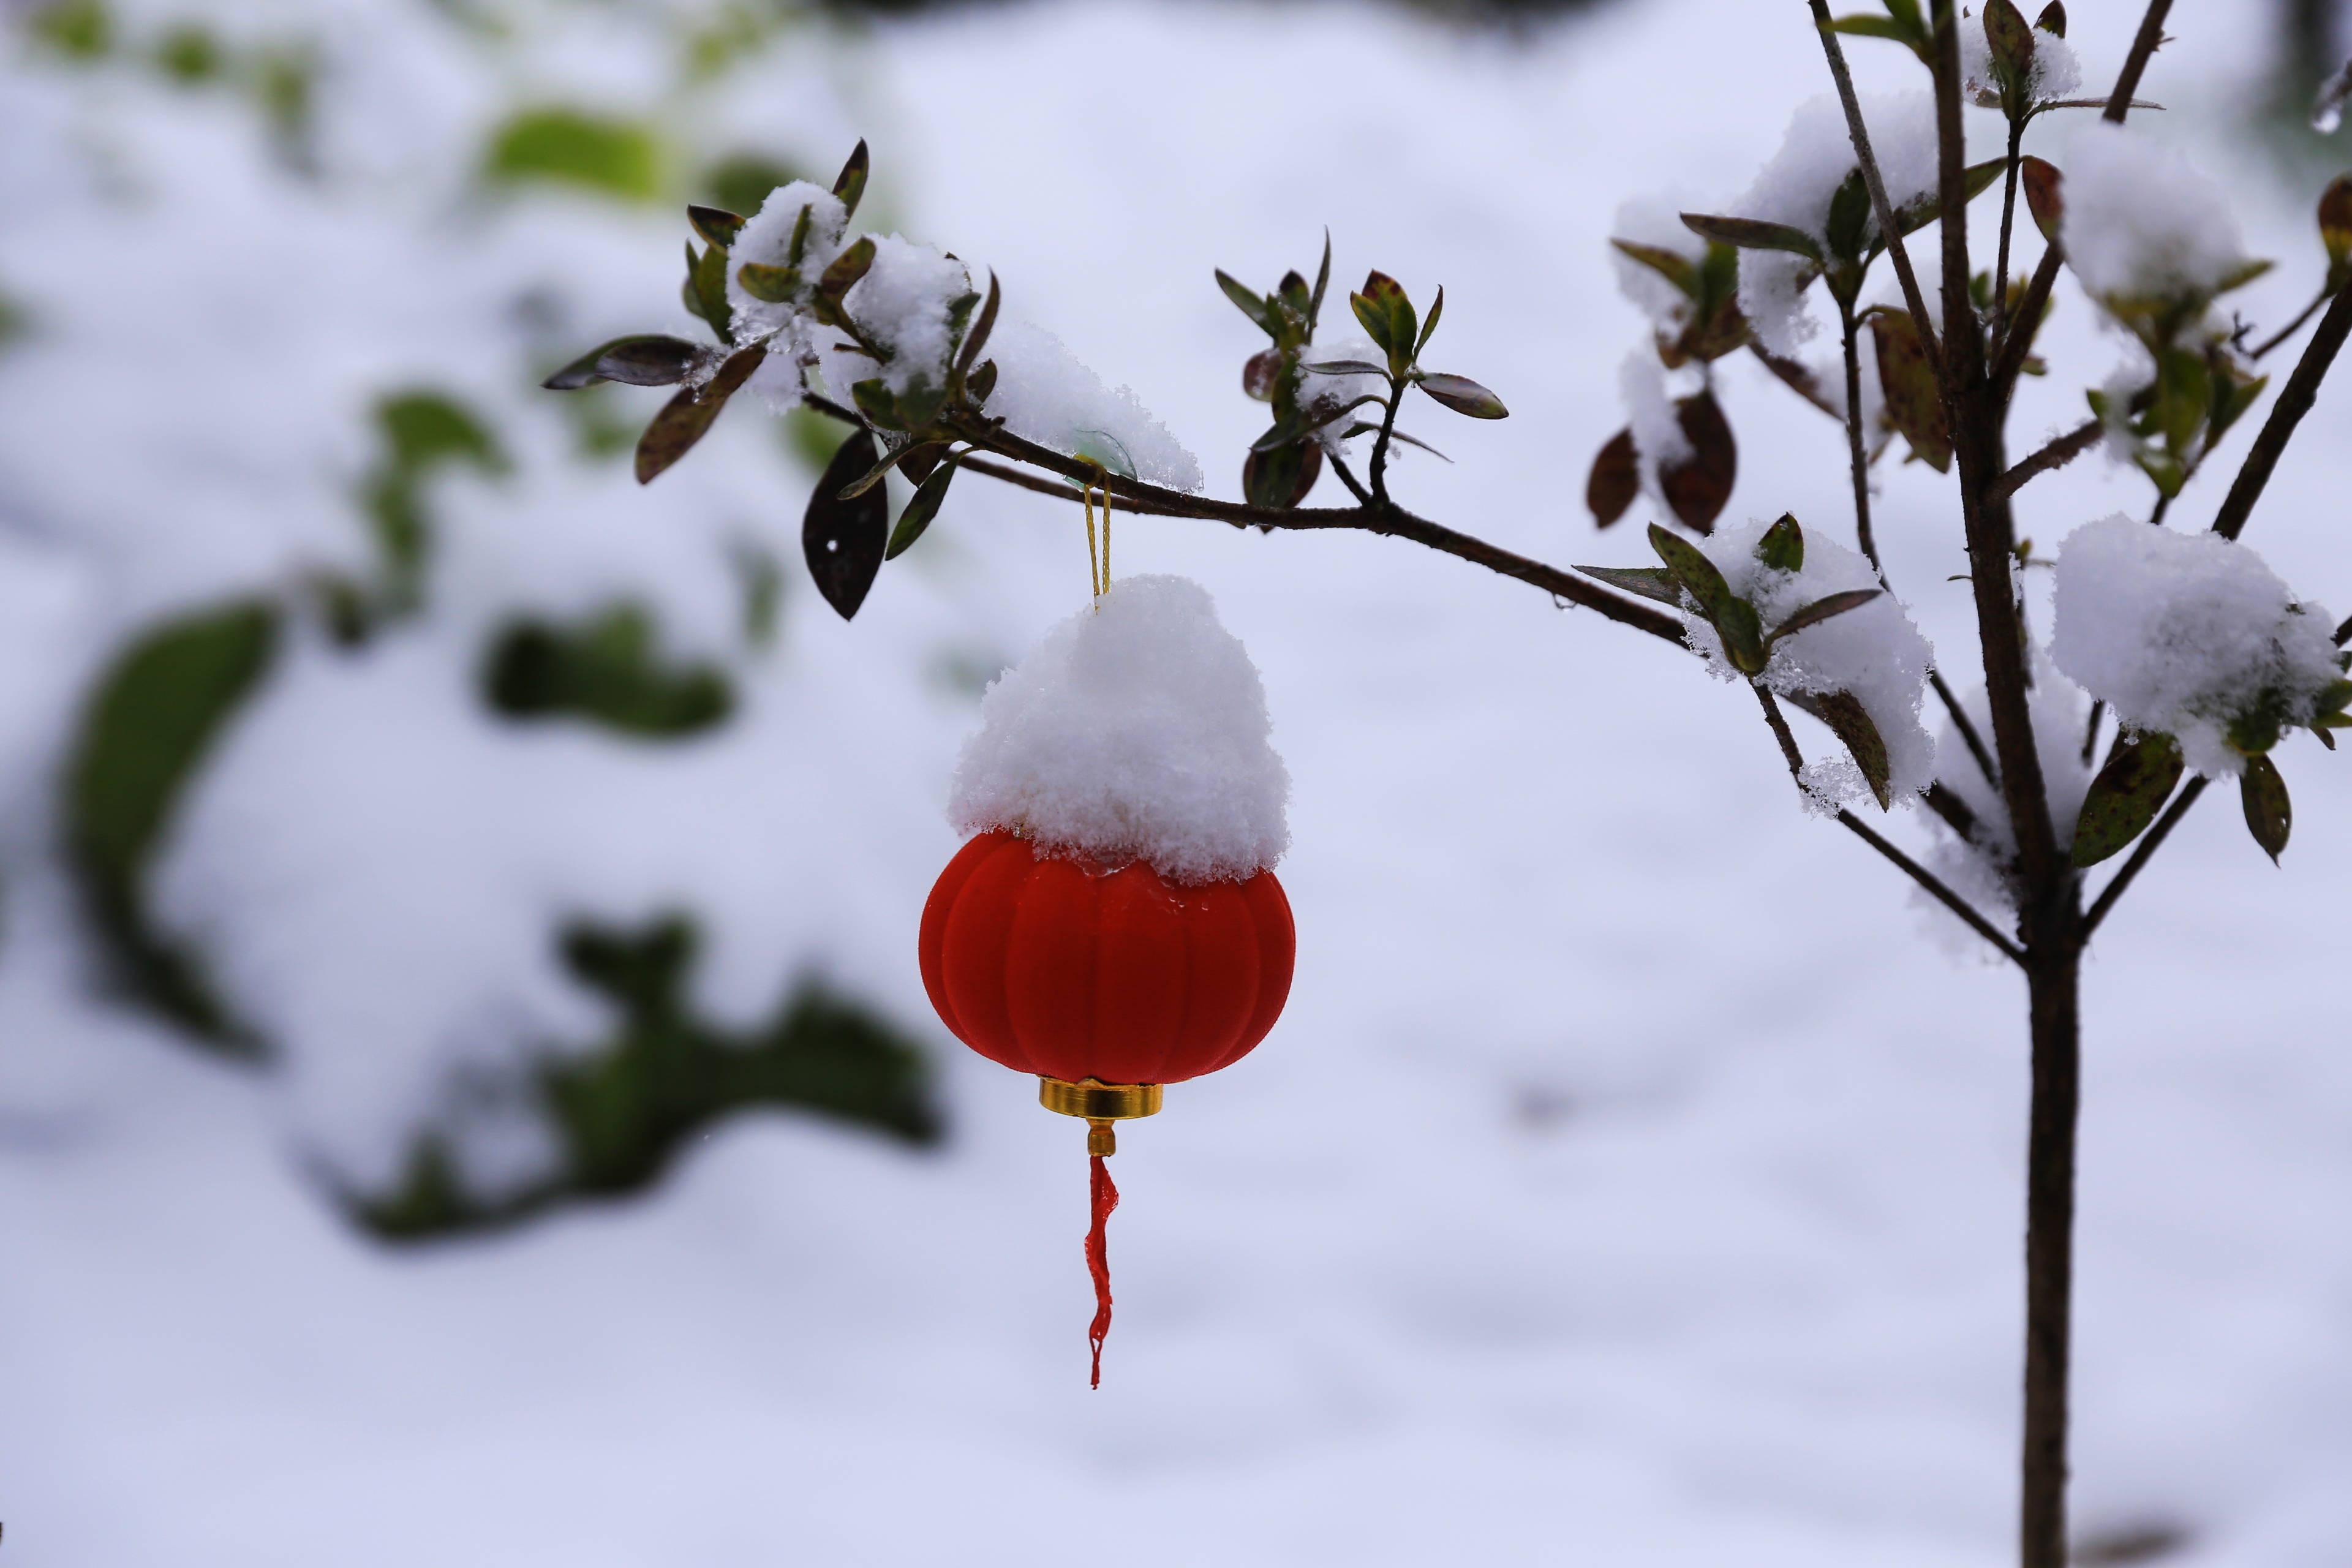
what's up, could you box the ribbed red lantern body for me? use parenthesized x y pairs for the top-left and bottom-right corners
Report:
(919, 829), (1295, 1084)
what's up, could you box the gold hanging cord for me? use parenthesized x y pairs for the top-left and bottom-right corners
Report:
(1080, 458), (1112, 601)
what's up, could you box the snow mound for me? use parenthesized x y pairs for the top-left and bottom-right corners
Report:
(1732, 92), (1938, 357)
(1684, 518), (1937, 812)
(2060, 124), (2253, 311)
(948, 575), (1287, 882)
(2049, 515), (2341, 776)
(983, 316), (1205, 492)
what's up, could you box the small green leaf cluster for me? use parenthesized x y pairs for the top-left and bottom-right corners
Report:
(1219, 250), (1508, 508)
(1580, 518), (1898, 807)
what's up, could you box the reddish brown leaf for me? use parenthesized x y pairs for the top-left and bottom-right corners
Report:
(633, 344), (767, 485)
(1659, 391), (1735, 535)
(1586, 428), (1639, 527)
(2022, 157), (2064, 244)
(1869, 309), (1951, 472)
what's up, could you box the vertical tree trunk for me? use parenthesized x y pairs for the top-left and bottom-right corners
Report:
(2020, 905), (2082, 1568)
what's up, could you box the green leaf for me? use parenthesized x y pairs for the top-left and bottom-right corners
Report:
(1215, 271), (1276, 336)
(1680, 213), (1822, 262)
(689, 242), (732, 342)
(1713, 598), (1768, 674)
(804, 429), (890, 620)
(484, 107), (664, 203)
(483, 603), (734, 737)
(1354, 270), (1415, 370)
(2036, 1), (2067, 36)
(2241, 752), (2291, 863)
(839, 439), (943, 500)
(2070, 731), (2184, 867)
(543, 334), (704, 391)
(1985, 0), (2035, 97)
(1303, 359), (1387, 377)
(2320, 175), (2352, 276)
(736, 261), (798, 303)
(1415, 285), (1444, 357)
(1756, 513), (1805, 573)
(64, 600), (277, 1054)
(850, 378), (906, 431)
(2215, 258), (2275, 295)
(687, 204), (745, 251)
(1869, 307), (1952, 471)
(1310, 229), (1332, 328)
(635, 344), (766, 484)
(2153, 346), (2212, 454)
(1826, 16), (1915, 45)
(1826, 169), (1874, 262)
(1647, 522), (1735, 624)
(966, 358), (998, 406)
(1610, 238), (1702, 300)
(956, 271), (1000, 383)
(1586, 429), (1638, 527)
(831, 138), (870, 221)
(811, 236), (875, 326)
(1815, 690), (1895, 808)
(1770, 589), (1881, 644)
(886, 456), (959, 559)
(1573, 563), (1684, 608)
(1415, 372), (1508, 418)
(1885, 158), (2008, 244)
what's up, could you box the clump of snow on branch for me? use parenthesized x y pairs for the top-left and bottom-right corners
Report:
(949, 575), (1287, 883)
(2049, 516), (2342, 777)
(983, 317), (1205, 491)
(1959, 15), (2081, 107)
(1732, 92), (1939, 357)
(1295, 335), (1388, 454)
(2060, 126), (2256, 319)
(728, 184), (1202, 491)
(726, 181), (851, 366)
(1683, 519), (1937, 810)
(1917, 654), (2094, 943)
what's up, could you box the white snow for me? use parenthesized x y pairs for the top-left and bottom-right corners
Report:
(2049, 514), (2342, 776)
(1732, 92), (1940, 356)
(4, 1), (2352, 1564)
(1959, 12), (2083, 108)
(982, 315), (1205, 490)
(837, 233), (974, 398)
(725, 181), (851, 344)
(1683, 516), (1938, 812)
(948, 574), (1288, 883)
(1918, 654), (2096, 938)
(2060, 124), (2258, 316)
(1295, 334), (1388, 451)
(1618, 350), (1692, 500)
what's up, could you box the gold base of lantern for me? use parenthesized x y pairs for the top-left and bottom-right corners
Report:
(1038, 1077), (1163, 1156)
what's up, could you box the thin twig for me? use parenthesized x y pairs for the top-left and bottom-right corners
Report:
(2250, 287), (2332, 361)
(1809, 0), (1943, 383)
(1755, 685), (2024, 965)
(2147, 490), (2173, 528)
(1992, 418), (2106, 502)
(2081, 775), (2209, 936)
(2080, 700), (2104, 768)
(921, 414), (1692, 643)
(1993, 247), (2065, 394)
(1839, 304), (1881, 573)
(1931, 669), (2001, 791)
(2211, 281), (2352, 541)
(2104, 1), (2174, 122)
(1328, 450), (1375, 507)
(1994, 115), (2027, 342)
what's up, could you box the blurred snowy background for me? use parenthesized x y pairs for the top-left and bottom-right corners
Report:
(3, 0), (2351, 1562)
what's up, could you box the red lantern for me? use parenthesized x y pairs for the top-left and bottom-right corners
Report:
(919, 827), (1295, 1383)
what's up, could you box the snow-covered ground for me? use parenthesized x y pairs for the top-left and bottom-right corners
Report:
(4, 0), (2351, 1562)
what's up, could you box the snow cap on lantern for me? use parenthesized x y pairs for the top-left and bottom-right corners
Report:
(949, 573), (1289, 882)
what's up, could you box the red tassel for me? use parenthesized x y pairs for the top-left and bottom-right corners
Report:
(1085, 1152), (1119, 1387)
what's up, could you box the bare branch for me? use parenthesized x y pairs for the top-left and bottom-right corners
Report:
(2081, 775), (2208, 936)
(1993, 247), (2065, 393)
(2211, 281), (2352, 541)
(1931, 669), (2001, 791)
(1808, 0), (1943, 384)
(2104, 1), (2174, 123)
(1755, 685), (2024, 965)
(1839, 305), (1882, 573)
(2250, 287), (2332, 361)
(1992, 418), (2105, 502)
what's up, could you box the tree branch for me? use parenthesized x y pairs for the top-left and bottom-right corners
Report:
(1991, 418), (2105, 502)
(908, 414), (1687, 642)
(1755, 685), (2024, 965)
(2210, 280), (2352, 541)
(2080, 775), (2208, 936)
(1839, 304), (1882, 573)
(1809, 0), (1943, 383)
(1931, 668), (2002, 791)
(2103, 0), (2173, 122)
(2250, 287), (2332, 361)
